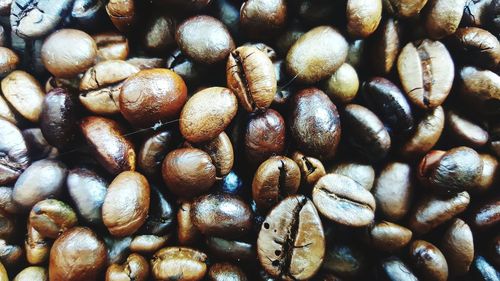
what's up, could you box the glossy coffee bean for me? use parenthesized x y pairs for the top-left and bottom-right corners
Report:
(476, 154), (498, 192)
(80, 116), (136, 175)
(409, 191), (470, 235)
(13, 266), (48, 281)
(257, 195), (325, 280)
(0, 47), (19, 77)
(29, 199), (77, 239)
(227, 46), (276, 112)
(328, 162), (375, 190)
(106, 0), (135, 32)
(25, 225), (49, 265)
(378, 257), (419, 281)
(373, 162), (413, 222)
(177, 201), (201, 246)
(346, 0), (382, 38)
(142, 13), (176, 55)
(180, 87), (238, 143)
(151, 247), (208, 281)
(104, 236), (132, 265)
(313, 174), (375, 227)
(93, 32), (129, 62)
(342, 104), (391, 162)
(244, 109), (286, 167)
(459, 66), (500, 116)
(22, 128), (58, 161)
(462, 0), (492, 26)
(323, 63), (359, 104)
(449, 27), (500, 70)
(120, 68), (188, 128)
(0, 239), (23, 267)
(166, 49), (207, 84)
(240, 0), (287, 39)
(382, 0), (429, 17)
(365, 221), (412, 252)
(440, 218), (474, 276)
(49, 227), (107, 281)
(138, 129), (177, 177)
(71, 0), (108, 31)
(424, 0), (466, 39)
(105, 253), (149, 281)
(286, 26), (348, 84)
(176, 15), (235, 64)
(0, 118), (29, 185)
(470, 198), (500, 230)
(40, 88), (77, 150)
(1, 70), (44, 122)
(102, 171), (150, 237)
(205, 236), (255, 262)
(162, 148), (216, 199)
(188, 132), (234, 178)
(41, 29), (97, 78)
(409, 240), (448, 281)
(130, 234), (169, 255)
(446, 108), (489, 147)
(252, 156), (301, 211)
(139, 185), (174, 235)
(322, 241), (367, 278)
(13, 159), (66, 211)
(368, 18), (400, 75)
(289, 88), (341, 161)
(209, 262), (247, 281)
(397, 39), (454, 109)
(291, 151), (325, 187)
(79, 60), (140, 116)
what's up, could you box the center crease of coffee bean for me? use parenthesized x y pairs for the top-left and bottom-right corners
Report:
(229, 50), (257, 111)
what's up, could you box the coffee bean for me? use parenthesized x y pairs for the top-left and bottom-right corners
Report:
(424, 0), (467, 39)
(188, 131), (234, 177)
(252, 156), (301, 211)
(409, 240), (448, 281)
(0, 47), (19, 77)
(103, 236), (132, 265)
(459, 66), (500, 116)
(313, 174), (375, 227)
(130, 234), (169, 255)
(382, 0), (429, 17)
(105, 253), (149, 281)
(40, 88), (77, 150)
(180, 87), (238, 143)
(397, 39), (454, 109)
(120, 68), (187, 128)
(25, 225), (49, 265)
(286, 26), (348, 84)
(0, 118), (29, 185)
(208, 262), (248, 281)
(13, 266), (47, 281)
(446, 108), (489, 147)
(328, 162), (375, 190)
(463, 0), (493, 26)
(365, 221), (412, 252)
(346, 39), (366, 70)
(1, 70), (45, 122)
(0, 239), (23, 268)
(49, 227), (107, 281)
(470, 198), (500, 231)
(322, 63), (359, 104)
(211, 0), (240, 37)
(0, 211), (15, 241)
(440, 218), (474, 276)
(291, 151), (325, 187)
(166, 49), (208, 84)
(138, 185), (173, 235)
(409, 191), (470, 235)
(322, 241), (367, 278)
(176, 15), (235, 64)
(92, 32), (129, 62)
(22, 128), (58, 161)
(138, 129), (178, 177)
(476, 154), (498, 192)
(205, 236), (255, 262)
(257, 195), (325, 280)
(177, 201), (201, 246)
(102, 171), (150, 237)
(227, 46), (276, 112)
(274, 23), (305, 56)
(289, 88), (341, 161)
(29, 199), (77, 239)
(240, 0), (287, 39)
(368, 18), (401, 75)
(151, 247), (208, 281)
(41, 29), (97, 78)
(448, 27), (500, 70)
(347, 0), (382, 38)
(378, 256), (419, 281)
(106, 0), (135, 32)
(142, 13), (176, 55)
(71, 0), (108, 31)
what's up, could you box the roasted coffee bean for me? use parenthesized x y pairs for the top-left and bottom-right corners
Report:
(257, 195), (325, 280)
(40, 88), (77, 150)
(446, 108), (489, 147)
(71, 0), (107, 31)
(462, 0), (493, 26)
(138, 129), (177, 177)
(106, 0), (135, 32)
(187, 131), (234, 178)
(0, 239), (23, 267)
(346, 0), (382, 38)
(368, 18), (400, 75)
(458, 66), (500, 116)
(240, 0), (286, 39)
(418, 147), (483, 194)
(476, 154), (498, 192)
(25, 225), (49, 265)
(328, 162), (375, 190)
(67, 167), (107, 226)
(0, 95), (19, 125)
(29, 199), (77, 239)
(0, 118), (29, 185)
(227, 46), (276, 112)
(1, 70), (44, 122)
(41, 29), (97, 78)
(211, 0), (240, 37)
(22, 128), (58, 161)
(142, 13), (176, 55)
(397, 39), (454, 109)
(177, 201), (201, 246)
(440, 218), (474, 276)
(93, 32), (129, 62)
(323, 63), (359, 104)
(470, 198), (500, 230)
(127, 57), (165, 70)
(322, 241), (367, 278)
(166, 49), (207, 84)
(252, 156), (301, 211)
(151, 247), (208, 281)
(49, 227), (107, 281)
(289, 88), (341, 161)
(12, 159), (66, 211)
(423, 0), (467, 39)
(120, 68), (187, 128)
(365, 221), (412, 252)
(409, 191), (470, 235)
(162, 148), (216, 199)
(102, 171), (150, 237)
(291, 151), (325, 187)
(13, 266), (48, 281)
(0, 186), (22, 214)
(286, 26), (348, 84)
(104, 236), (132, 265)
(313, 174), (375, 227)
(244, 109), (286, 167)
(180, 87), (238, 143)
(205, 236), (255, 262)
(470, 255), (500, 281)
(80, 116), (136, 175)
(448, 27), (500, 70)
(176, 15), (235, 64)
(105, 253), (149, 281)
(45, 76), (80, 93)
(342, 104), (391, 162)
(274, 23), (305, 56)
(0, 47), (19, 77)
(209, 262), (248, 281)
(378, 257), (419, 281)
(409, 240), (448, 281)
(130, 234), (169, 254)
(346, 39), (366, 70)
(139, 185), (173, 235)
(382, 0), (429, 17)
(363, 77), (413, 136)
(192, 193), (252, 239)
(79, 60), (140, 116)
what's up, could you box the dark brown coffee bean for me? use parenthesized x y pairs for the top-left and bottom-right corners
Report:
(397, 39), (454, 109)
(120, 68), (187, 128)
(470, 198), (500, 231)
(13, 266), (48, 281)
(102, 171), (150, 237)
(0, 239), (23, 268)
(449, 27), (500, 70)
(130, 235), (169, 254)
(322, 63), (359, 104)
(142, 13), (176, 55)
(177, 201), (201, 246)
(382, 0), (429, 17)
(476, 154), (498, 192)
(205, 237), (255, 262)
(138, 129), (177, 177)
(286, 26), (348, 84)
(424, 0), (467, 39)
(188, 132), (234, 178)
(289, 88), (341, 161)
(368, 18), (401, 75)
(328, 162), (375, 190)
(151, 247), (208, 281)
(1, 70), (45, 122)
(365, 221), (412, 252)
(25, 225), (49, 265)
(0, 186), (21, 214)
(0, 118), (29, 185)
(378, 257), (419, 281)
(346, 0), (382, 38)
(104, 236), (132, 265)
(240, 0), (287, 39)
(139, 185), (173, 235)
(446, 108), (489, 147)
(166, 49), (208, 84)
(313, 174), (375, 227)
(49, 227), (107, 281)
(291, 151), (326, 187)
(409, 191), (470, 235)
(93, 32), (129, 62)
(79, 60), (140, 116)
(162, 148), (216, 199)
(227, 46), (276, 112)
(208, 262), (248, 281)
(440, 218), (474, 276)
(80, 116), (136, 175)
(13, 159), (66, 211)
(257, 195), (325, 280)
(463, 0), (493, 26)
(29, 199), (77, 239)
(459, 66), (500, 116)
(180, 87), (238, 143)
(176, 15), (235, 64)
(0, 47), (19, 77)
(106, 0), (135, 32)
(342, 104), (391, 162)
(322, 241), (367, 278)
(409, 240), (448, 281)
(41, 29), (97, 78)
(22, 128), (58, 161)
(40, 88), (77, 150)
(105, 253), (149, 281)
(252, 156), (301, 211)
(373, 162), (414, 221)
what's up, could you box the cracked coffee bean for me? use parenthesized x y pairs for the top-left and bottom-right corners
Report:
(29, 199), (77, 239)
(291, 151), (325, 187)
(105, 253), (149, 281)
(151, 247), (208, 281)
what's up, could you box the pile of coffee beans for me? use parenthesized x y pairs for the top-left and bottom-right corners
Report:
(0, 0), (498, 280)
